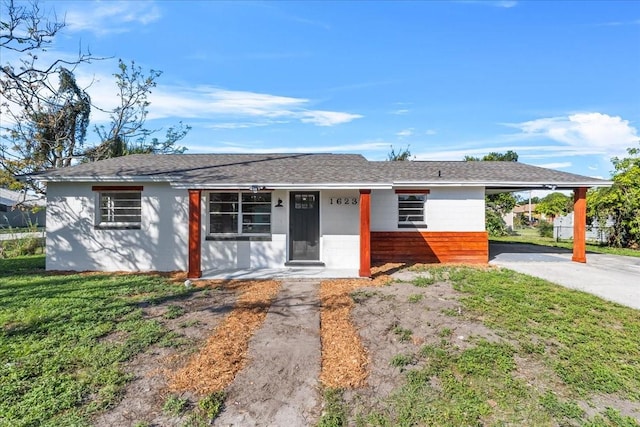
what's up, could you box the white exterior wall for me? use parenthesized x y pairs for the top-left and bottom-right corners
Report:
(200, 189), (360, 271)
(46, 182), (188, 272)
(320, 190), (360, 269)
(200, 190), (288, 270)
(47, 184), (484, 274)
(371, 187), (486, 232)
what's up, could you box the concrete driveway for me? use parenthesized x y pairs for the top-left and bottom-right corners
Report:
(489, 242), (640, 310)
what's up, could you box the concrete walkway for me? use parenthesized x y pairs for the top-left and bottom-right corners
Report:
(215, 279), (321, 426)
(490, 243), (640, 310)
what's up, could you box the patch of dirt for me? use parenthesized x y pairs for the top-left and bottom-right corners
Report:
(342, 275), (503, 413)
(92, 281), (258, 427)
(318, 264), (396, 388)
(92, 264), (640, 426)
(215, 279), (322, 426)
(169, 280), (281, 395)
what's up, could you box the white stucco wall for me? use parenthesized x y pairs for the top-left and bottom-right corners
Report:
(200, 189), (288, 271)
(46, 182), (188, 272)
(200, 189), (361, 271)
(371, 187), (486, 232)
(47, 184), (485, 274)
(320, 190), (360, 269)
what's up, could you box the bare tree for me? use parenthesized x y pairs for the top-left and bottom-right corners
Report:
(387, 145), (412, 161)
(85, 60), (189, 161)
(1, 0), (95, 190)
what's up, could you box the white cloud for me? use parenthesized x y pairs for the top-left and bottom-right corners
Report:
(74, 70), (362, 128)
(509, 112), (638, 158)
(425, 129), (437, 135)
(299, 110), (363, 126)
(396, 128), (414, 138)
(206, 122), (275, 130)
(596, 19), (640, 27)
(455, 0), (517, 8)
(532, 162), (572, 169)
(391, 109), (410, 115)
(65, 1), (161, 35)
(148, 86), (362, 126)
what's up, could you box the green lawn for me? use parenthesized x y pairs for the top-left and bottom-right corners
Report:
(0, 255), (193, 426)
(3, 256), (640, 426)
(323, 265), (640, 427)
(492, 227), (640, 258)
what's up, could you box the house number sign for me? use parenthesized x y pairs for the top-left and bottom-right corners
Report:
(329, 197), (358, 205)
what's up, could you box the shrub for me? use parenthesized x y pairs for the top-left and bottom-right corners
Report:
(486, 210), (508, 236)
(537, 220), (554, 238)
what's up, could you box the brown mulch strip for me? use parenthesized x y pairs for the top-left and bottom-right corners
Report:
(168, 279), (281, 395)
(319, 264), (399, 388)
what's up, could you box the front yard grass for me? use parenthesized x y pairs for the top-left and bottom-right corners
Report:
(0, 255), (193, 426)
(3, 256), (639, 426)
(351, 265), (640, 426)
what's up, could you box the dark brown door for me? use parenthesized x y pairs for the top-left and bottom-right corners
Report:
(289, 192), (320, 261)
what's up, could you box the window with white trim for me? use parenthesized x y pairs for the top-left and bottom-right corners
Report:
(97, 191), (142, 228)
(398, 193), (426, 227)
(209, 192), (271, 235)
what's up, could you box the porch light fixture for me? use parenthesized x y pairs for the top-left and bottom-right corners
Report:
(275, 198), (284, 208)
(250, 185), (266, 193)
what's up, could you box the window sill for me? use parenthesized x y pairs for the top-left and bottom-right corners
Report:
(398, 223), (428, 229)
(206, 235), (272, 242)
(95, 224), (141, 230)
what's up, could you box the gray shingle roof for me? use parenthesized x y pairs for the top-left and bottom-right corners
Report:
(36, 153), (611, 189)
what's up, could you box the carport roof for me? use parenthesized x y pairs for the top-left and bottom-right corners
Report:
(35, 153), (611, 189)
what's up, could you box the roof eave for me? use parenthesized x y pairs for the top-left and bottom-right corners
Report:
(170, 182), (392, 190)
(394, 180), (613, 188)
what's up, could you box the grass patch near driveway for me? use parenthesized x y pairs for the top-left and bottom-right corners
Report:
(0, 255), (193, 426)
(341, 264), (640, 426)
(491, 227), (640, 258)
(445, 266), (640, 400)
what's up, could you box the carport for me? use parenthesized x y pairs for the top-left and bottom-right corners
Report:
(486, 184), (606, 264)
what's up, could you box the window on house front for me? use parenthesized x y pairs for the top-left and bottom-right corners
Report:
(97, 191), (142, 228)
(209, 192), (271, 235)
(398, 193), (426, 227)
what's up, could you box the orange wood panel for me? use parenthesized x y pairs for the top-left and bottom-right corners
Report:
(359, 189), (372, 277)
(371, 231), (488, 264)
(188, 189), (202, 278)
(92, 185), (144, 191)
(572, 187), (587, 263)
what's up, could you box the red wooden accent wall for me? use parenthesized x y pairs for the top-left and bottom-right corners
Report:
(92, 185), (144, 191)
(572, 187), (587, 263)
(371, 231), (488, 264)
(359, 190), (371, 277)
(188, 190), (202, 278)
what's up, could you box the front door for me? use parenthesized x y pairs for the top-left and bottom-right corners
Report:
(289, 192), (320, 261)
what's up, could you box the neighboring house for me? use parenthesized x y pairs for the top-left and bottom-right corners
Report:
(35, 153), (610, 277)
(0, 188), (46, 228)
(504, 203), (547, 228)
(554, 212), (613, 244)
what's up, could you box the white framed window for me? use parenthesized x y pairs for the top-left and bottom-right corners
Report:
(209, 192), (271, 236)
(93, 187), (142, 229)
(397, 192), (427, 228)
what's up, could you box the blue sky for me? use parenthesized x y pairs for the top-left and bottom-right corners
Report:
(5, 0), (640, 179)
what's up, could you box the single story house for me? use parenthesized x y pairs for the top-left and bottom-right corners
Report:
(36, 153), (610, 278)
